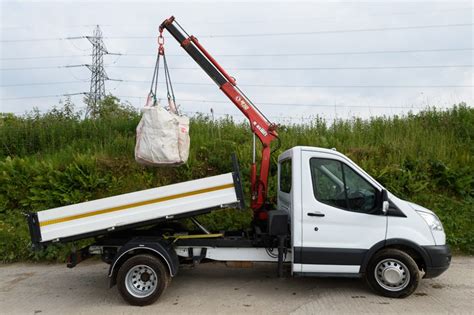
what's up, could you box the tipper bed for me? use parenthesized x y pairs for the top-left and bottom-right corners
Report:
(28, 163), (244, 247)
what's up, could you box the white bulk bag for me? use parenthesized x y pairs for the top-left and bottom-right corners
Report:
(177, 115), (190, 162)
(135, 104), (190, 166)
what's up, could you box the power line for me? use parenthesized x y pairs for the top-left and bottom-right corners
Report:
(182, 110), (421, 122)
(102, 23), (474, 40)
(0, 93), (86, 101)
(1, 24), (116, 30)
(0, 81), (87, 87)
(3, 48), (472, 61)
(180, 110), (324, 122)
(199, 23), (474, 38)
(114, 95), (427, 109)
(2, 7), (472, 30)
(119, 80), (473, 89)
(180, 99), (426, 109)
(0, 37), (64, 43)
(4, 64), (472, 72)
(0, 35), (119, 43)
(0, 54), (90, 60)
(2, 23), (472, 43)
(109, 64), (474, 71)
(0, 66), (66, 70)
(1, 107), (426, 121)
(2, 79), (471, 89)
(122, 48), (474, 57)
(0, 94), (430, 109)
(118, 80), (474, 89)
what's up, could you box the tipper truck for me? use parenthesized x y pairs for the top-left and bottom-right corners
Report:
(27, 16), (451, 306)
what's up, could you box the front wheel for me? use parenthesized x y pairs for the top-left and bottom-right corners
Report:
(366, 248), (420, 298)
(117, 254), (169, 306)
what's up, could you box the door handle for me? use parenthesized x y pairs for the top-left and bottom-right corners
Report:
(307, 211), (325, 217)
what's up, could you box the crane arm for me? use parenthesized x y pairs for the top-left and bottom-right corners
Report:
(160, 16), (278, 218)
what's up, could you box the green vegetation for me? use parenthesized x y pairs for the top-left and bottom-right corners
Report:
(0, 96), (472, 262)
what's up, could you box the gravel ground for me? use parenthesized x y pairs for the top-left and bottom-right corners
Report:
(0, 256), (472, 314)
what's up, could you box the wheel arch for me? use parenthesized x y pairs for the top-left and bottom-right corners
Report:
(108, 240), (179, 288)
(360, 238), (430, 273)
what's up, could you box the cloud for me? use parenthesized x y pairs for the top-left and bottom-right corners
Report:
(1, 1), (472, 122)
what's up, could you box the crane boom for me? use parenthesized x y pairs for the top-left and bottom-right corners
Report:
(160, 16), (279, 219)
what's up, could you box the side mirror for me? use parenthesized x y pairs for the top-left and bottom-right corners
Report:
(381, 189), (389, 214)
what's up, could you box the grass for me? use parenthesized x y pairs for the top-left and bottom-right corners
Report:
(0, 96), (472, 262)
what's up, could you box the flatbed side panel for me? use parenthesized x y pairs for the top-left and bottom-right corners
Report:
(38, 173), (238, 243)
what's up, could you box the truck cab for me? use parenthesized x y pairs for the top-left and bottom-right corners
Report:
(278, 146), (451, 297)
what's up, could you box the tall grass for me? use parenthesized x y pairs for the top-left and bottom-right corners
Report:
(0, 97), (472, 261)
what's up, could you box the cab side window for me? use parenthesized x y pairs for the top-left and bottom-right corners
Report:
(342, 164), (377, 212)
(310, 158), (377, 213)
(279, 159), (292, 193)
(310, 159), (347, 209)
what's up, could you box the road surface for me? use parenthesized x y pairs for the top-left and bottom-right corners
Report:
(0, 256), (472, 314)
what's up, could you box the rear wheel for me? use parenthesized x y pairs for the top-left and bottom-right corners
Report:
(366, 248), (420, 298)
(117, 254), (169, 306)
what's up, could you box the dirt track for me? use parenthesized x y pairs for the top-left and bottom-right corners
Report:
(0, 256), (472, 314)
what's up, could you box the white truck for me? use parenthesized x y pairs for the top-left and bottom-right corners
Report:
(27, 17), (451, 306)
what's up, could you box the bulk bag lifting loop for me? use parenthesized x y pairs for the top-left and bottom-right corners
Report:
(135, 31), (190, 166)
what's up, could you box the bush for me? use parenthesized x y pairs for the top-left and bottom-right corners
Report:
(0, 100), (472, 261)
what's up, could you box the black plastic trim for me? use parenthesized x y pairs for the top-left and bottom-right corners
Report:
(231, 153), (246, 209)
(192, 247), (207, 266)
(294, 247), (367, 265)
(27, 212), (42, 250)
(307, 212), (325, 217)
(108, 237), (179, 287)
(386, 200), (406, 217)
(359, 240), (386, 273)
(359, 238), (432, 274)
(422, 245), (451, 278)
(66, 245), (91, 268)
(294, 272), (362, 278)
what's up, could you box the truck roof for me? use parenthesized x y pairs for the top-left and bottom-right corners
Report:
(279, 146), (346, 161)
(279, 146), (384, 191)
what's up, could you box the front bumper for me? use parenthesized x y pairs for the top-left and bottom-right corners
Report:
(422, 245), (451, 278)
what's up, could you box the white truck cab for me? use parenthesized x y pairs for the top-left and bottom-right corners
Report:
(278, 146), (450, 297)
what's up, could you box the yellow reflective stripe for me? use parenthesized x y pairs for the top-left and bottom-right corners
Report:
(39, 183), (235, 227)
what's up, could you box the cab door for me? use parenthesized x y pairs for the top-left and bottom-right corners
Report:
(296, 150), (387, 274)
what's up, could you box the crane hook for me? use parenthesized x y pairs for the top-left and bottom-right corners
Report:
(158, 31), (165, 56)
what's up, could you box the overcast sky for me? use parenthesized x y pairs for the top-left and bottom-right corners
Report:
(0, 0), (473, 122)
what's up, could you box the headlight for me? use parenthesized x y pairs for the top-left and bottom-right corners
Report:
(416, 211), (443, 231)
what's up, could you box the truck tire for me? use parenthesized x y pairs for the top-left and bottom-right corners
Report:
(366, 248), (420, 298)
(117, 254), (169, 306)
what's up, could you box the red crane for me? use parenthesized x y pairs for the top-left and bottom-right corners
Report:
(159, 16), (279, 220)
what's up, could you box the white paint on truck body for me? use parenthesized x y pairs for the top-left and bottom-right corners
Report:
(37, 173), (238, 242)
